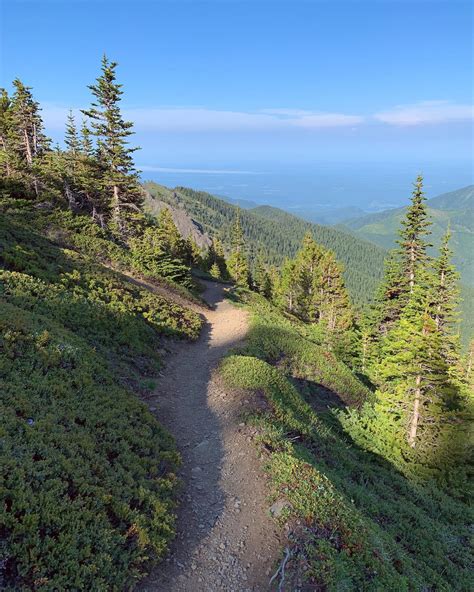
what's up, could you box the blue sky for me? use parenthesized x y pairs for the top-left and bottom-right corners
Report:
(1, 0), (473, 209)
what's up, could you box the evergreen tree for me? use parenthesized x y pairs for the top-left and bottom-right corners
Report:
(274, 258), (298, 312)
(62, 111), (82, 210)
(253, 254), (272, 298)
(156, 207), (186, 259)
(312, 250), (353, 332)
(398, 175), (432, 294)
(227, 211), (249, 287)
(82, 56), (142, 227)
(0, 88), (13, 181)
(184, 236), (203, 268)
(7, 79), (50, 196)
(430, 227), (459, 334)
(213, 237), (229, 279)
(209, 262), (221, 280)
(370, 284), (466, 472)
(372, 176), (432, 339)
(292, 233), (322, 320)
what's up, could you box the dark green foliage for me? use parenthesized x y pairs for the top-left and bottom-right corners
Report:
(220, 294), (473, 591)
(0, 303), (178, 590)
(81, 55), (142, 228)
(144, 183), (386, 306)
(0, 201), (202, 589)
(226, 211), (250, 287)
(348, 179), (471, 487)
(273, 234), (354, 349)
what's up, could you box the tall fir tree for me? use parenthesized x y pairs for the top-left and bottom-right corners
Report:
(6, 79), (50, 197)
(227, 210), (249, 287)
(82, 56), (142, 228)
(398, 175), (432, 294)
(253, 254), (272, 298)
(292, 233), (322, 320)
(311, 249), (352, 332)
(274, 258), (298, 312)
(373, 176), (432, 339)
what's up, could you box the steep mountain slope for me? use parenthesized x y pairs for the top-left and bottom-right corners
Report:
(144, 183), (386, 306)
(343, 185), (474, 286)
(143, 189), (212, 250)
(0, 199), (202, 590)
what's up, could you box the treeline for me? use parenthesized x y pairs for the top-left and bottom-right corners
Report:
(0, 57), (206, 289)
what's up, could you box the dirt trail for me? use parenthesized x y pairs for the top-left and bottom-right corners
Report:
(138, 280), (281, 592)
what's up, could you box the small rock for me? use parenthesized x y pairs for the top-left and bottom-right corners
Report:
(269, 499), (292, 518)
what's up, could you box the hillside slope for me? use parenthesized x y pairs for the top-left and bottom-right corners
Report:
(0, 200), (202, 589)
(343, 185), (474, 286)
(144, 183), (387, 306)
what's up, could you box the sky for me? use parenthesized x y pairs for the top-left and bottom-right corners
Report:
(1, 0), (473, 211)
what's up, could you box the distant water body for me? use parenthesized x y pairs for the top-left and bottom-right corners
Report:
(141, 161), (472, 216)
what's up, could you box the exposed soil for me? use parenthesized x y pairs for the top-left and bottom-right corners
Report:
(138, 280), (282, 592)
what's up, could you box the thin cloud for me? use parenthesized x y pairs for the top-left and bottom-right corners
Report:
(139, 166), (261, 175)
(126, 107), (364, 131)
(41, 104), (364, 132)
(41, 101), (473, 134)
(374, 100), (474, 126)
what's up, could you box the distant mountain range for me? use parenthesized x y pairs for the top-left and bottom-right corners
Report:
(341, 185), (474, 287)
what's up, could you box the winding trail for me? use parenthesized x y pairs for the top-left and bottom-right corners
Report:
(138, 281), (281, 592)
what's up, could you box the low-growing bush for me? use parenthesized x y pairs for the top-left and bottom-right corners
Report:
(0, 205), (203, 589)
(0, 302), (179, 590)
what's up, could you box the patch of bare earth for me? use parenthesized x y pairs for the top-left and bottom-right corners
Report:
(137, 281), (281, 592)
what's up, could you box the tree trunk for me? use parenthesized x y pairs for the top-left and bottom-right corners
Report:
(408, 373), (421, 447)
(435, 269), (445, 330)
(23, 128), (33, 165)
(409, 244), (415, 293)
(112, 184), (120, 225)
(64, 181), (78, 211)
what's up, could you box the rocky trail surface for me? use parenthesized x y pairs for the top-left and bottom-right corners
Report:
(138, 280), (281, 592)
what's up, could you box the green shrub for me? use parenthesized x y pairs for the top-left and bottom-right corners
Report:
(0, 302), (179, 590)
(220, 296), (473, 591)
(0, 205), (202, 589)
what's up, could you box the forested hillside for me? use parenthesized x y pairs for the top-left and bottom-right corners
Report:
(144, 183), (386, 306)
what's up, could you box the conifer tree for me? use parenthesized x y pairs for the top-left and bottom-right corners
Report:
(311, 250), (352, 332)
(293, 233), (322, 320)
(227, 211), (249, 287)
(8, 79), (50, 196)
(372, 284), (465, 466)
(253, 254), (272, 298)
(213, 237), (229, 279)
(274, 258), (298, 312)
(82, 56), (142, 227)
(398, 175), (432, 294)
(373, 176), (432, 338)
(156, 207), (186, 258)
(0, 89), (13, 180)
(430, 227), (459, 334)
(61, 111), (82, 209)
